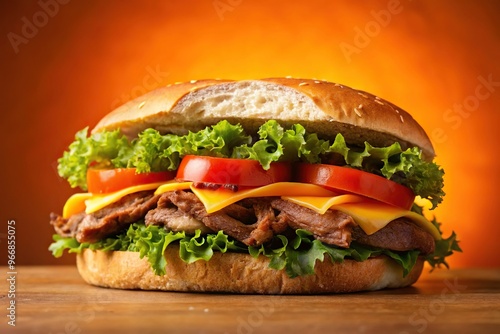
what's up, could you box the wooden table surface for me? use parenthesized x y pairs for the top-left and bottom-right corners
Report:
(0, 266), (499, 333)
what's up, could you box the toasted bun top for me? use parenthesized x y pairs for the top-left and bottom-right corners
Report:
(93, 78), (434, 159)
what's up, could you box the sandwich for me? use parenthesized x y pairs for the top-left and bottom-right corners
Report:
(49, 78), (461, 294)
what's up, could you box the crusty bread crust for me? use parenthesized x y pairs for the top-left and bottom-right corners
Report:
(92, 78), (434, 159)
(77, 247), (424, 294)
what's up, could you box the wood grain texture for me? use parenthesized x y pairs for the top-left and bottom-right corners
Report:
(0, 266), (499, 333)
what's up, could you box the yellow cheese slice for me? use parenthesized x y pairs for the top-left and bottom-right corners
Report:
(191, 182), (338, 214)
(281, 195), (366, 214)
(283, 196), (441, 240)
(62, 181), (193, 218)
(84, 182), (168, 214)
(154, 181), (192, 195)
(63, 193), (93, 218)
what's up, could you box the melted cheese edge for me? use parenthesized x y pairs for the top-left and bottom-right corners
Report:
(283, 196), (441, 240)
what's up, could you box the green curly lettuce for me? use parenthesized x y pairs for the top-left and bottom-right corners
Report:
(49, 223), (245, 275)
(49, 224), (422, 278)
(411, 204), (462, 270)
(57, 128), (131, 190)
(250, 229), (420, 278)
(58, 121), (251, 190)
(232, 120), (313, 168)
(57, 120), (445, 208)
(424, 217), (462, 270)
(117, 129), (175, 173)
(326, 138), (446, 209)
(232, 121), (445, 208)
(395, 149), (445, 209)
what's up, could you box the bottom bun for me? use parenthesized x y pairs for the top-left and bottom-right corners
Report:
(76, 247), (424, 294)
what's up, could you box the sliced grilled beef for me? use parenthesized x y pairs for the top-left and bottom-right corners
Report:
(166, 191), (281, 246)
(270, 199), (356, 248)
(50, 211), (86, 238)
(223, 203), (256, 224)
(50, 189), (436, 254)
(145, 191), (212, 234)
(244, 199), (288, 245)
(50, 191), (160, 243)
(352, 218), (435, 255)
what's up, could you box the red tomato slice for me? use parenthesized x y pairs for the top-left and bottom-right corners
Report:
(176, 155), (292, 187)
(296, 163), (415, 210)
(87, 168), (175, 194)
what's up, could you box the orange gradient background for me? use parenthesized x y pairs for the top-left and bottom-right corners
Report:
(2, 0), (499, 269)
